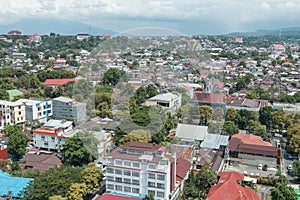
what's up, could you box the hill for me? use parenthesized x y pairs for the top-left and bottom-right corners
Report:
(226, 27), (300, 37)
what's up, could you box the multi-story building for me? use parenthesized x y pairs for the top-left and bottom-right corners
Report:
(145, 93), (181, 113)
(52, 96), (86, 123)
(105, 142), (176, 200)
(0, 100), (26, 130)
(33, 120), (74, 151)
(16, 99), (52, 123)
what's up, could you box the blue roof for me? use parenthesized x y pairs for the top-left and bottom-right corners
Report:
(0, 170), (33, 198)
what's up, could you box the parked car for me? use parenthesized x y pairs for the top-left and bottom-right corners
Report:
(262, 164), (268, 171)
(257, 164), (263, 170)
(287, 165), (292, 171)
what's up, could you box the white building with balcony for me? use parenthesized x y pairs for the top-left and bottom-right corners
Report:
(0, 100), (26, 130)
(105, 142), (176, 199)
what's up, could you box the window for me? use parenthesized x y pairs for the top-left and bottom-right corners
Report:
(115, 169), (122, 175)
(149, 164), (156, 169)
(133, 162), (140, 168)
(51, 137), (55, 142)
(132, 188), (139, 194)
(148, 182), (155, 187)
(115, 185), (122, 191)
(41, 136), (45, 141)
(132, 171), (139, 177)
(124, 178), (131, 184)
(107, 184), (114, 190)
(124, 160), (131, 167)
(148, 190), (155, 196)
(148, 173), (155, 179)
(157, 192), (164, 197)
(124, 186), (131, 192)
(44, 142), (48, 146)
(123, 170), (131, 176)
(115, 159), (122, 165)
(132, 179), (139, 185)
(106, 176), (114, 181)
(106, 168), (114, 173)
(157, 174), (165, 181)
(157, 183), (165, 189)
(115, 177), (122, 183)
(18, 111), (21, 115)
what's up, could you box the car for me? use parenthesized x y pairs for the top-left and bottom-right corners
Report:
(262, 164), (268, 171)
(257, 164), (263, 170)
(287, 165), (293, 171)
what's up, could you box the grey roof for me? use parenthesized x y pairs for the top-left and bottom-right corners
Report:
(175, 124), (207, 141)
(53, 96), (73, 103)
(43, 120), (73, 129)
(148, 93), (179, 102)
(200, 133), (229, 149)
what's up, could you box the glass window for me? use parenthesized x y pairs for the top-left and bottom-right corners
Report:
(132, 171), (139, 177)
(157, 192), (164, 197)
(106, 168), (114, 173)
(107, 184), (114, 190)
(133, 162), (140, 168)
(115, 185), (122, 191)
(124, 160), (131, 167)
(124, 178), (131, 184)
(106, 176), (114, 181)
(124, 186), (131, 192)
(115, 169), (122, 175)
(132, 179), (140, 185)
(149, 164), (156, 169)
(132, 188), (139, 194)
(115, 177), (122, 182)
(148, 173), (155, 179)
(148, 182), (155, 187)
(115, 159), (122, 165)
(157, 174), (165, 181)
(157, 183), (165, 189)
(123, 170), (131, 176)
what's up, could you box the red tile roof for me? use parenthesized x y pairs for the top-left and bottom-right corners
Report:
(43, 78), (76, 86)
(230, 134), (271, 147)
(191, 92), (225, 105)
(176, 158), (192, 183)
(206, 172), (260, 200)
(0, 147), (8, 160)
(95, 193), (141, 200)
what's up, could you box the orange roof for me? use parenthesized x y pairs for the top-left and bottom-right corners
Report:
(43, 78), (76, 86)
(231, 133), (271, 146)
(206, 172), (260, 200)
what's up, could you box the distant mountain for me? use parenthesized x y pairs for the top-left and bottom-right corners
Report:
(226, 27), (300, 37)
(0, 18), (116, 36)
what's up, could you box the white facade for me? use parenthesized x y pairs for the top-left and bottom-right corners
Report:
(0, 100), (26, 130)
(145, 93), (182, 113)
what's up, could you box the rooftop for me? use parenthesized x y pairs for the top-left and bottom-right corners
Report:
(175, 124), (207, 141)
(43, 78), (76, 86)
(43, 119), (73, 129)
(200, 134), (229, 149)
(148, 92), (180, 102)
(191, 92), (225, 105)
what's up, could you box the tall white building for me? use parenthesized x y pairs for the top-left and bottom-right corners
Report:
(105, 142), (176, 199)
(0, 100), (26, 130)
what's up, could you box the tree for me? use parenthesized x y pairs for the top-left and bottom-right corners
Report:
(259, 106), (274, 130)
(62, 133), (96, 166)
(293, 160), (300, 182)
(199, 105), (213, 126)
(225, 108), (237, 122)
(222, 121), (239, 137)
(8, 131), (28, 160)
(119, 129), (152, 145)
(3, 124), (22, 136)
(49, 195), (67, 200)
(81, 163), (103, 195)
(67, 183), (88, 200)
(102, 68), (125, 86)
(146, 84), (158, 98)
(272, 110), (287, 133)
(21, 166), (82, 200)
(235, 109), (257, 130)
(211, 107), (224, 122)
(143, 194), (154, 200)
(271, 175), (297, 200)
(0, 89), (9, 100)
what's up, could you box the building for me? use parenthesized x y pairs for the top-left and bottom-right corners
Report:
(33, 119), (73, 151)
(206, 172), (260, 200)
(190, 91), (226, 111)
(105, 142), (177, 200)
(175, 123), (208, 146)
(145, 93), (181, 113)
(52, 96), (86, 123)
(0, 100), (26, 130)
(76, 33), (90, 41)
(7, 89), (24, 101)
(21, 154), (62, 173)
(16, 99), (52, 123)
(43, 78), (76, 88)
(0, 141), (8, 160)
(227, 98), (270, 112)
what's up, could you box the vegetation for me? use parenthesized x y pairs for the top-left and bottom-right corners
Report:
(7, 127), (28, 161)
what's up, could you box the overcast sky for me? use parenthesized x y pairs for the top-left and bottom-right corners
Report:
(1, 0), (300, 35)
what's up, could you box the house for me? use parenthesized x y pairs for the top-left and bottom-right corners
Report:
(175, 158), (192, 190)
(227, 98), (270, 111)
(0, 141), (8, 160)
(52, 96), (86, 123)
(7, 89), (24, 101)
(21, 154), (62, 173)
(43, 78), (76, 88)
(105, 142), (176, 200)
(0, 170), (33, 198)
(206, 172), (260, 200)
(175, 124), (207, 145)
(200, 133), (229, 150)
(16, 99), (52, 123)
(0, 100), (26, 130)
(145, 93), (181, 113)
(190, 91), (226, 111)
(194, 148), (224, 172)
(33, 119), (74, 151)
(76, 33), (90, 41)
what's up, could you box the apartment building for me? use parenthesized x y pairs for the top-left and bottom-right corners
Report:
(105, 142), (176, 200)
(52, 96), (86, 123)
(0, 100), (26, 130)
(145, 93), (181, 113)
(16, 99), (52, 123)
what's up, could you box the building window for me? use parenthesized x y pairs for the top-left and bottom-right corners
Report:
(106, 167), (114, 173)
(115, 185), (122, 191)
(157, 183), (165, 189)
(133, 162), (140, 168)
(148, 182), (155, 188)
(149, 164), (156, 169)
(157, 192), (164, 197)
(106, 176), (114, 181)
(107, 184), (114, 190)
(51, 137), (55, 142)
(115, 169), (122, 175)
(123, 170), (131, 176)
(157, 174), (165, 181)
(124, 160), (131, 167)
(115, 159), (122, 165)
(148, 173), (155, 179)
(132, 179), (139, 185)
(148, 190), (155, 196)
(41, 136), (45, 141)
(44, 142), (48, 146)
(124, 186), (131, 192)
(115, 177), (122, 183)
(124, 178), (131, 184)
(132, 188), (139, 194)
(132, 171), (139, 177)
(19, 111), (21, 115)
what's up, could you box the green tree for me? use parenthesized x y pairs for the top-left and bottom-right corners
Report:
(8, 131), (28, 161)
(67, 183), (87, 200)
(119, 129), (152, 145)
(272, 110), (287, 133)
(49, 195), (67, 200)
(225, 108), (237, 122)
(146, 84), (158, 98)
(222, 121), (239, 136)
(143, 194), (154, 200)
(102, 68), (125, 86)
(293, 160), (300, 182)
(3, 124), (22, 136)
(271, 175), (297, 200)
(211, 107), (224, 122)
(81, 163), (103, 195)
(0, 89), (9, 100)
(199, 105), (213, 126)
(259, 106), (274, 130)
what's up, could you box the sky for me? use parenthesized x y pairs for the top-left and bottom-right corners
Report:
(1, 0), (300, 35)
